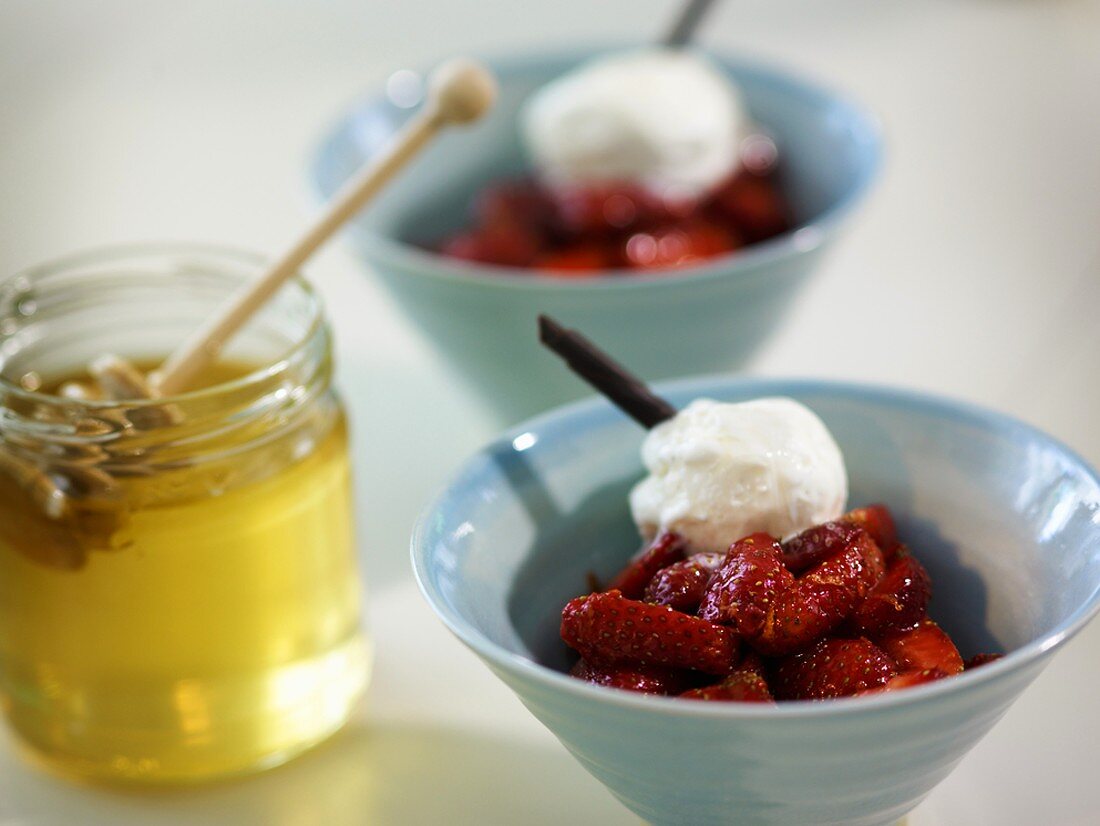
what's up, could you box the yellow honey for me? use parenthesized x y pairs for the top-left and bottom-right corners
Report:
(0, 359), (369, 784)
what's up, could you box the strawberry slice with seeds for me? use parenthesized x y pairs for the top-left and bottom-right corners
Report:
(712, 172), (791, 242)
(849, 554), (932, 635)
(549, 182), (667, 237)
(759, 536), (880, 655)
(644, 552), (725, 612)
(782, 521), (884, 578)
(842, 505), (901, 560)
(964, 653), (1004, 670)
(773, 637), (898, 700)
(701, 531), (881, 656)
(875, 619), (964, 675)
(622, 220), (738, 269)
(473, 179), (553, 232)
(736, 650), (767, 680)
(698, 533), (791, 633)
(561, 590), (741, 675)
(857, 668), (948, 696)
(570, 659), (693, 695)
(534, 243), (615, 273)
(681, 670), (774, 703)
(606, 532), (688, 599)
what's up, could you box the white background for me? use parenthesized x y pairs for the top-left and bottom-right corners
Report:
(1, 1), (1098, 823)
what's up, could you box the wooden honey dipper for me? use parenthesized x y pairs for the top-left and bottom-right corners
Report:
(66, 57), (497, 401)
(8, 58), (496, 558)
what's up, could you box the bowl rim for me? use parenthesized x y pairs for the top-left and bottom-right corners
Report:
(310, 44), (885, 292)
(411, 374), (1100, 719)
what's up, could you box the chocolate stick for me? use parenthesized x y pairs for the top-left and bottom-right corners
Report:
(537, 315), (677, 429)
(663, 0), (720, 48)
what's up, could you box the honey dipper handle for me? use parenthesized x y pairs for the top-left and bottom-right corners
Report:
(152, 59), (497, 396)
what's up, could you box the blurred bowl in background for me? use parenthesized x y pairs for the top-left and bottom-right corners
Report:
(412, 375), (1100, 825)
(311, 48), (883, 424)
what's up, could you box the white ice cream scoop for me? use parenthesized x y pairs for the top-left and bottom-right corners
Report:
(520, 48), (747, 198)
(630, 397), (848, 550)
(538, 318), (847, 552)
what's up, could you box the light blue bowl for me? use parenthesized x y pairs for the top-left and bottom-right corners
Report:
(412, 377), (1100, 826)
(311, 49), (883, 424)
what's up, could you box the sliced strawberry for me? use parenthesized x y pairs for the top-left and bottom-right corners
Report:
(623, 220), (738, 269)
(475, 221), (542, 267)
(856, 668), (948, 696)
(773, 637), (898, 700)
(736, 650), (767, 680)
(701, 531), (880, 656)
(782, 521), (881, 576)
(680, 670), (774, 703)
(698, 533), (791, 634)
(548, 183), (666, 236)
(441, 221), (542, 267)
(964, 653), (1004, 670)
(849, 554), (932, 635)
(842, 505), (900, 559)
(534, 243), (613, 274)
(712, 172), (791, 243)
(759, 537), (879, 655)
(439, 232), (487, 262)
(561, 590), (740, 675)
(677, 219), (740, 260)
(473, 179), (553, 232)
(644, 551), (725, 613)
(569, 659), (692, 695)
(875, 619), (964, 675)
(606, 532), (688, 599)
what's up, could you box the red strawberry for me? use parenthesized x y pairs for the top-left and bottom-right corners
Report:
(473, 179), (554, 232)
(476, 221), (542, 267)
(441, 222), (541, 267)
(875, 619), (964, 675)
(570, 659), (692, 695)
(857, 668), (948, 696)
(773, 637), (898, 700)
(549, 183), (666, 236)
(701, 532), (880, 656)
(623, 220), (738, 269)
(606, 532), (688, 599)
(681, 670), (774, 703)
(644, 552), (725, 613)
(964, 653), (1004, 670)
(759, 537), (879, 655)
(438, 232), (486, 262)
(842, 505), (900, 559)
(712, 172), (791, 242)
(782, 521), (878, 574)
(736, 650), (767, 680)
(561, 590), (740, 675)
(698, 533), (790, 633)
(849, 554), (932, 635)
(534, 243), (613, 273)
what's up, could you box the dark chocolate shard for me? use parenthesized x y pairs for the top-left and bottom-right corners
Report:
(537, 314), (676, 429)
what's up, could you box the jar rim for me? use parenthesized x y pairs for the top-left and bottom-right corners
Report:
(0, 241), (327, 410)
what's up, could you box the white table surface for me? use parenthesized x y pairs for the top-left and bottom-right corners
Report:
(1, 1), (1099, 823)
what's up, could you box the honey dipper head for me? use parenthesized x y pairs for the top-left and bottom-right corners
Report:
(428, 58), (498, 124)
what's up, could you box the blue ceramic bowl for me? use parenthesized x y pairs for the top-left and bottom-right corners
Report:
(311, 49), (882, 424)
(412, 377), (1100, 826)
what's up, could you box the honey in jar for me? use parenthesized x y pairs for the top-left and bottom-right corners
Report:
(0, 246), (369, 783)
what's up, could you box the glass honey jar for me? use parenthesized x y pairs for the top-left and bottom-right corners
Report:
(0, 244), (369, 784)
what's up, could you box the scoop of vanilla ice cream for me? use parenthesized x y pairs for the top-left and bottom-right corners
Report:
(521, 48), (746, 198)
(629, 397), (848, 551)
